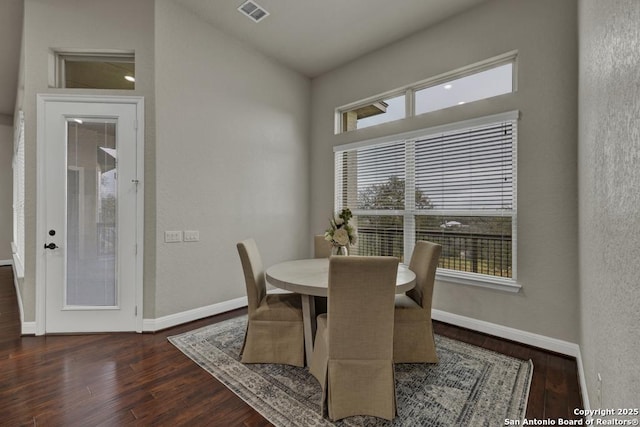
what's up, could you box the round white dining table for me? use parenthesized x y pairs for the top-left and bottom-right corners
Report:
(265, 258), (416, 366)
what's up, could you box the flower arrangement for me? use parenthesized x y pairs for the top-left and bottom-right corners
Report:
(325, 208), (357, 248)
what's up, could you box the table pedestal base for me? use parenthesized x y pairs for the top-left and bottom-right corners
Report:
(300, 295), (316, 366)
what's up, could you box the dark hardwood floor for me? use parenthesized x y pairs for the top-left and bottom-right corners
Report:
(0, 266), (582, 425)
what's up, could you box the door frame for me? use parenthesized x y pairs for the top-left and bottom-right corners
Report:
(35, 94), (144, 335)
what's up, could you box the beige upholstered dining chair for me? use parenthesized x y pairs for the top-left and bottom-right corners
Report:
(393, 240), (442, 363)
(236, 238), (305, 367)
(314, 234), (332, 258)
(309, 256), (399, 421)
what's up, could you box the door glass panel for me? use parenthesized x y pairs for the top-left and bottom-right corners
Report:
(66, 120), (117, 306)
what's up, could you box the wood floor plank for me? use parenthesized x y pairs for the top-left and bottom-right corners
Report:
(565, 357), (583, 419)
(0, 266), (583, 425)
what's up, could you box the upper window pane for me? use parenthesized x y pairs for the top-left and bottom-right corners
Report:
(342, 94), (405, 132)
(415, 63), (513, 115)
(56, 53), (135, 90)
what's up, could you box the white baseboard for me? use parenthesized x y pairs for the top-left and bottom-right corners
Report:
(575, 350), (591, 413)
(143, 296), (248, 332)
(21, 322), (37, 335)
(432, 309), (589, 411)
(432, 309), (580, 357)
(0, 259), (12, 266)
(8, 261), (34, 336)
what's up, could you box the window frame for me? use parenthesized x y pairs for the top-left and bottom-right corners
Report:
(336, 51), (517, 134)
(50, 49), (136, 89)
(334, 111), (521, 293)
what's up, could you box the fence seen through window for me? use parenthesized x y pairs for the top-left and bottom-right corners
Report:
(352, 215), (512, 278)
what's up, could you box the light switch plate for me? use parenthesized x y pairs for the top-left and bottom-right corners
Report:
(164, 230), (182, 243)
(184, 230), (200, 242)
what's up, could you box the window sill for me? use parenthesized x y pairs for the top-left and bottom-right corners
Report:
(435, 269), (521, 293)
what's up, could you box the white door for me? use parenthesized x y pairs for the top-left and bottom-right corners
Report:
(37, 95), (143, 333)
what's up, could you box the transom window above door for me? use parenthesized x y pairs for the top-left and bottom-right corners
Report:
(50, 50), (135, 90)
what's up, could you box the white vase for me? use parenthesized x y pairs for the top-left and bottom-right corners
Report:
(331, 245), (349, 256)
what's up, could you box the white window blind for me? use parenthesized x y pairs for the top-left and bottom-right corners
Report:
(12, 111), (25, 276)
(336, 141), (406, 258)
(414, 122), (513, 212)
(355, 141), (405, 210)
(334, 112), (517, 281)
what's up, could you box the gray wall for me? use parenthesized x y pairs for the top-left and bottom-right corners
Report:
(153, 0), (310, 317)
(578, 0), (640, 409)
(310, 0), (580, 342)
(18, 0), (310, 321)
(0, 119), (13, 261)
(20, 0), (156, 321)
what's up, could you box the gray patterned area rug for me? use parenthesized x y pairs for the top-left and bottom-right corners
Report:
(168, 315), (532, 426)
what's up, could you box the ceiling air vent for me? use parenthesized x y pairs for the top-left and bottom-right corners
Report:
(237, 1), (269, 23)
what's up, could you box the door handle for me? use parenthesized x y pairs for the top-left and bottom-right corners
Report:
(44, 243), (58, 250)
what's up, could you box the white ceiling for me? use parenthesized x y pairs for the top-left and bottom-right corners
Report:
(0, 0), (487, 117)
(177, 0), (487, 78)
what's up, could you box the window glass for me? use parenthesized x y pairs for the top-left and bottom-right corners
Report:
(415, 63), (512, 115)
(353, 215), (404, 258)
(416, 215), (512, 278)
(334, 116), (516, 280)
(56, 53), (135, 90)
(337, 56), (515, 134)
(355, 142), (405, 209)
(414, 122), (513, 211)
(342, 94), (405, 132)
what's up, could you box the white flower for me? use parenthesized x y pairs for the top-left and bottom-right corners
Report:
(333, 228), (350, 246)
(335, 217), (344, 226)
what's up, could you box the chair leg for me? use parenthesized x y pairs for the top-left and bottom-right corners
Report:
(239, 324), (249, 358)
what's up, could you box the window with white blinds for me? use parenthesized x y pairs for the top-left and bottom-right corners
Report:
(334, 112), (517, 282)
(12, 111), (25, 277)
